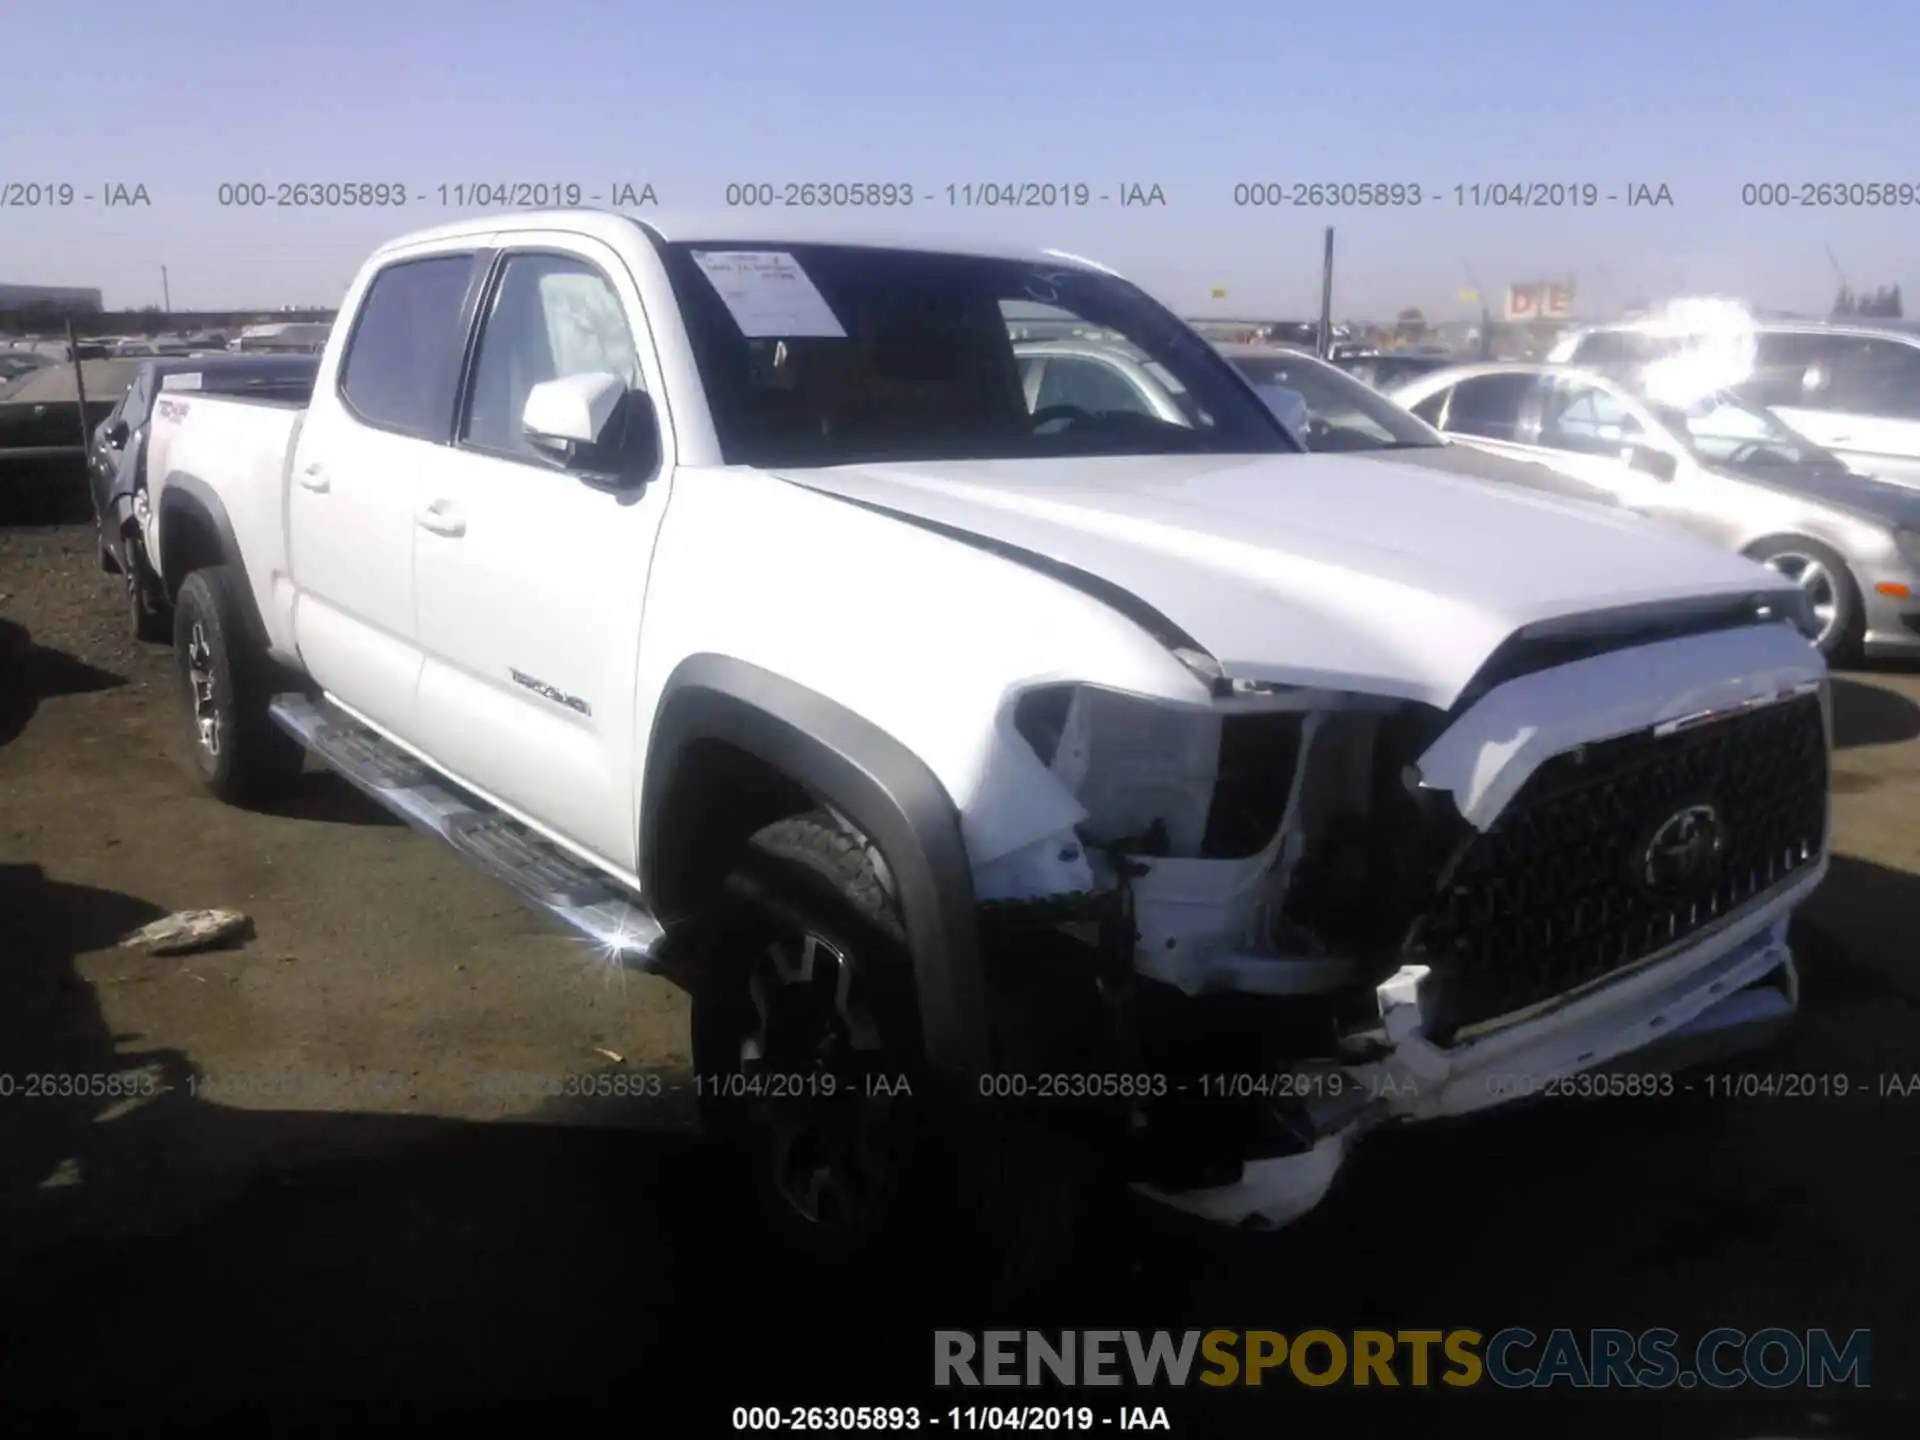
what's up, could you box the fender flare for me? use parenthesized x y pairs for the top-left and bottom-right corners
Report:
(640, 654), (992, 1079)
(155, 475), (268, 644)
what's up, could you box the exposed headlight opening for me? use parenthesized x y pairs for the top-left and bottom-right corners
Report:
(1009, 684), (1466, 978)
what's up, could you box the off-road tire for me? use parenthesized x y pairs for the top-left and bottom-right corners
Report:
(172, 566), (304, 805)
(692, 810), (1099, 1303)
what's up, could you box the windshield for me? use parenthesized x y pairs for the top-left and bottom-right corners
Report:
(1221, 351), (1443, 450)
(1648, 389), (1840, 470)
(659, 242), (1300, 467)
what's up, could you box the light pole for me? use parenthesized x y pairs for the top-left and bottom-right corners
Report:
(1316, 227), (1335, 360)
(161, 266), (171, 310)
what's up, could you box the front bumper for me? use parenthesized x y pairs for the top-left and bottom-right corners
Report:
(1857, 558), (1920, 659)
(1132, 863), (1818, 1230)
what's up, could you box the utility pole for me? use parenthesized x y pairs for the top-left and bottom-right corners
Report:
(1317, 227), (1335, 360)
(64, 318), (91, 459)
(1463, 261), (1494, 359)
(161, 266), (171, 311)
(1823, 246), (1850, 317)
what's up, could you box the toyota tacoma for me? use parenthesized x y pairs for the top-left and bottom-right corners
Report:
(138, 211), (1832, 1290)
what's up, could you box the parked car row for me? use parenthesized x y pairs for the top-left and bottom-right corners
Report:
(1008, 332), (1619, 508)
(1010, 316), (1920, 665)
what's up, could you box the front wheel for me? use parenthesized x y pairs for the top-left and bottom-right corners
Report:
(172, 566), (304, 805)
(1746, 535), (1863, 663)
(691, 812), (1096, 1300)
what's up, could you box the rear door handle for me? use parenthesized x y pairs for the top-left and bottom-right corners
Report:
(296, 463), (330, 493)
(415, 499), (466, 538)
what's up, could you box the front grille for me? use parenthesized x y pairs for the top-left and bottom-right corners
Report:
(1414, 692), (1828, 1037)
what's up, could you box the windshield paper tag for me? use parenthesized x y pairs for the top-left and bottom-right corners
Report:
(160, 373), (202, 390)
(690, 250), (846, 338)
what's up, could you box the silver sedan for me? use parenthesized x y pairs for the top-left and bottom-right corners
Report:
(1011, 337), (1627, 510)
(1388, 360), (1920, 661)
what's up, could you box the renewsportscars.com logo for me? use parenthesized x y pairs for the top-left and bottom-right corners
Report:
(934, 1328), (1873, 1390)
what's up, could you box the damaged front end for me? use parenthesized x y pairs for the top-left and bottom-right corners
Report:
(968, 619), (1831, 1230)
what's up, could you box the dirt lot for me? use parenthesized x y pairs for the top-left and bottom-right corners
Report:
(3, 508), (1918, 1435)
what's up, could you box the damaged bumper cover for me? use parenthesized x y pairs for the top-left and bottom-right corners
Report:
(983, 621), (1830, 1229)
(1137, 867), (1815, 1229)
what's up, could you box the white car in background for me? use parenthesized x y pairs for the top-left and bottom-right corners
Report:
(1389, 360), (1920, 661)
(1551, 319), (1920, 490)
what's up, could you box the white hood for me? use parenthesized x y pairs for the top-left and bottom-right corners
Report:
(778, 452), (1803, 708)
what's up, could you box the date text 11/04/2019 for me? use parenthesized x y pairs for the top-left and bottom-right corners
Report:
(721, 183), (1168, 208)
(211, 183), (660, 209)
(1229, 182), (1674, 208)
(730, 1406), (1174, 1431)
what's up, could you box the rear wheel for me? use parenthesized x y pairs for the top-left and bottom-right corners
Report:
(692, 812), (1097, 1301)
(1746, 535), (1862, 663)
(172, 566), (304, 805)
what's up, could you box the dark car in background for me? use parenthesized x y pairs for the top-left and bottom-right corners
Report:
(90, 353), (320, 638)
(0, 357), (143, 515)
(1332, 351), (1459, 390)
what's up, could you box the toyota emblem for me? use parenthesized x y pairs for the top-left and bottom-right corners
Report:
(1640, 803), (1727, 893)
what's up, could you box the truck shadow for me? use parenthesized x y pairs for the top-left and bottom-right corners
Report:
(0, 619), (126, 749)
(0, 856), (1910, 1436)
(1829, 675), (1920, 749)
(251, 768), (404, 827)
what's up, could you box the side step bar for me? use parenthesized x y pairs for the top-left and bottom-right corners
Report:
(267, 693), (666, 968)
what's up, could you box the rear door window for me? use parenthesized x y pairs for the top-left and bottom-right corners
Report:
(338, 254), (477, 437)
(1408, 387), (1448, 425)
(1822, 338), (1920, 419)
(1440, 373), (1540, 441)
(1537, 378), (1644, 455)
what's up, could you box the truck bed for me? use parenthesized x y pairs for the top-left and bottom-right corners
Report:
(148, 391), (309, 657)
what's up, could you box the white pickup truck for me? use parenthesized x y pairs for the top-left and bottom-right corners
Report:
(142, 211), (1831, 1291)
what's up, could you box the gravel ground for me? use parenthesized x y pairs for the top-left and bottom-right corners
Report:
(2, 508), (1917, 1436)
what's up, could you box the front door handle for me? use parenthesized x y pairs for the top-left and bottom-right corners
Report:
(296, 463), (330, 493)
(415, 499), (466, 537)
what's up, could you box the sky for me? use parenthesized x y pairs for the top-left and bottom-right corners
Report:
(1, 0), (1914, 319)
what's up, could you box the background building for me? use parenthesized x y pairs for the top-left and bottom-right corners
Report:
(0, 282), (105, 316)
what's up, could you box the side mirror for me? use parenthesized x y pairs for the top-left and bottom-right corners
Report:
(521, 372), (659, 489)
(1253, 383), (1310, 437)
(1625, 445), (1678, 482)
(104, 420), (130, 449)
